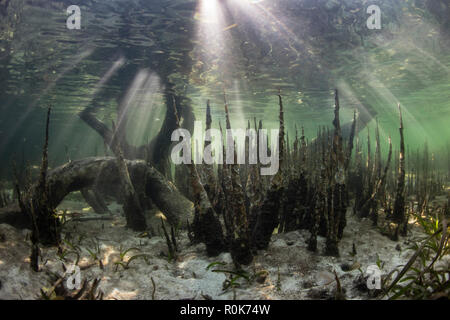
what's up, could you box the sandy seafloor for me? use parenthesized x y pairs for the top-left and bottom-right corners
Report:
(0, 195), (448, 300)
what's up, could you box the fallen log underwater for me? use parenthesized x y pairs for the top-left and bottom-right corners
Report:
(0, 157), (193, 230)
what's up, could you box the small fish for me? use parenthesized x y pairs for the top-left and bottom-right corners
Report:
(193, 13), (215, 24)
(351, 262), (361, 271)
(223, 24), (238, 31)
(138, 232), (150, 238)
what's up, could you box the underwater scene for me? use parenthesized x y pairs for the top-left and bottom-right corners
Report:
(0, 0), (449, 302)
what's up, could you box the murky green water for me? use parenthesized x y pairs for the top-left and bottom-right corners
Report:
(0, 0), (449, 177)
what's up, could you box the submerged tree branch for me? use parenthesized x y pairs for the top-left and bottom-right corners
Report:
(0, 157), (193, 230)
